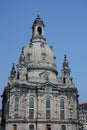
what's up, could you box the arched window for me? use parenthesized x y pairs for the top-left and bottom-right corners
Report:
(29, 97), (34, 118)
(29, 124), (34, 130)
(60, 99), (64, 109)
(37, 26), (42, 35)
(13, 124), (17, 130)
(17, 73), (19, 79)
(61, 125), (66, 130)
(26, 73), (28, 80)
(60, 99), (65, 119)
(63, 77), (66, 84)
(14, 97), (19, 118)
(15, 97), (19, 107)
(46, 98), (51, 119)
(46, 124), (51, 130)
(44, 73), (49, 81)
(41, 53), (46, 60)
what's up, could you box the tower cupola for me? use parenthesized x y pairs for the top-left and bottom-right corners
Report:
(61, 55), (73, 86)
(62, 54), (71, 76)
(9, 63), (16, 80)
(31, 15), (46, 42)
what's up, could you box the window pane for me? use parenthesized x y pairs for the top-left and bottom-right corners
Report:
(15, 97), (19, 107)
(44, 74), (49, 81)
(60, 99), (64, 109)
(61, 125), (66, 130)
(29, 98), (34, 108)
(60, 110), (65, 119)
(45, 85), (52, 93)
(29, 109), (34, 118)
(14, 108), (18, 118)
(15, 97), (19, 103)
(14, 97), (19, 118)
(45, 86), (49, 92)
(46, 98), (51, 119)
(29, 124), (34, 130)
(14, 114), (18, 118)
(41, 53), (46, 60)
(14, 109), (18, 114)
(46, 98), (50, 108)
(46, 109), (50, 119)
(29, 89), (36, 93)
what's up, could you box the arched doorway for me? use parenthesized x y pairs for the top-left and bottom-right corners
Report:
(46, 124), (51, 130)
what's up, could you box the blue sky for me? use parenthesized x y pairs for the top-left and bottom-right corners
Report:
(0, 0), (87, 108)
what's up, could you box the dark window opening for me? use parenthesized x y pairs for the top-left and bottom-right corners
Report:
(29, 124), (34, 130)
(46, 98), (50, 119)
(63, 77), (66, 84)
(26, 73), (28, 80)
(37, 27), (42, 35)
(61, 125), (66, 130)
(13, 124), (17, 130)
(46, 124), (51, 130)
(17, 73), (19, 79)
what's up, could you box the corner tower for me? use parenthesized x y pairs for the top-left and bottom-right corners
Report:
(1, 16), (79, 130)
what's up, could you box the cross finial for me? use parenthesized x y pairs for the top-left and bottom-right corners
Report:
(64, 54), (66, 59)
(37, 12), (40, 18)
(12, 63), (15, 70)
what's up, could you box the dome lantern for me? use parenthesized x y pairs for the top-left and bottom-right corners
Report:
(31, 14), (46, 42)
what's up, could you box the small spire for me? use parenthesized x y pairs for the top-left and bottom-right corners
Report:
(62, 54), (71, 75)
(63, 54), (68, 67)
(19, 47), (25, 64)
(11, 63), (16, 72)
(22, 47), (24, 54)
(10, 63), (16, 79)
(12, 63), (15, 70)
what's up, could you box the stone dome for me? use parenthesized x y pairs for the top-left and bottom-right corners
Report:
(19, 15), (58, 75)
(23, 41), (57, 74)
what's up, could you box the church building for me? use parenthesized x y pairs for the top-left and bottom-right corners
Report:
(1, 15), (79, 130)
